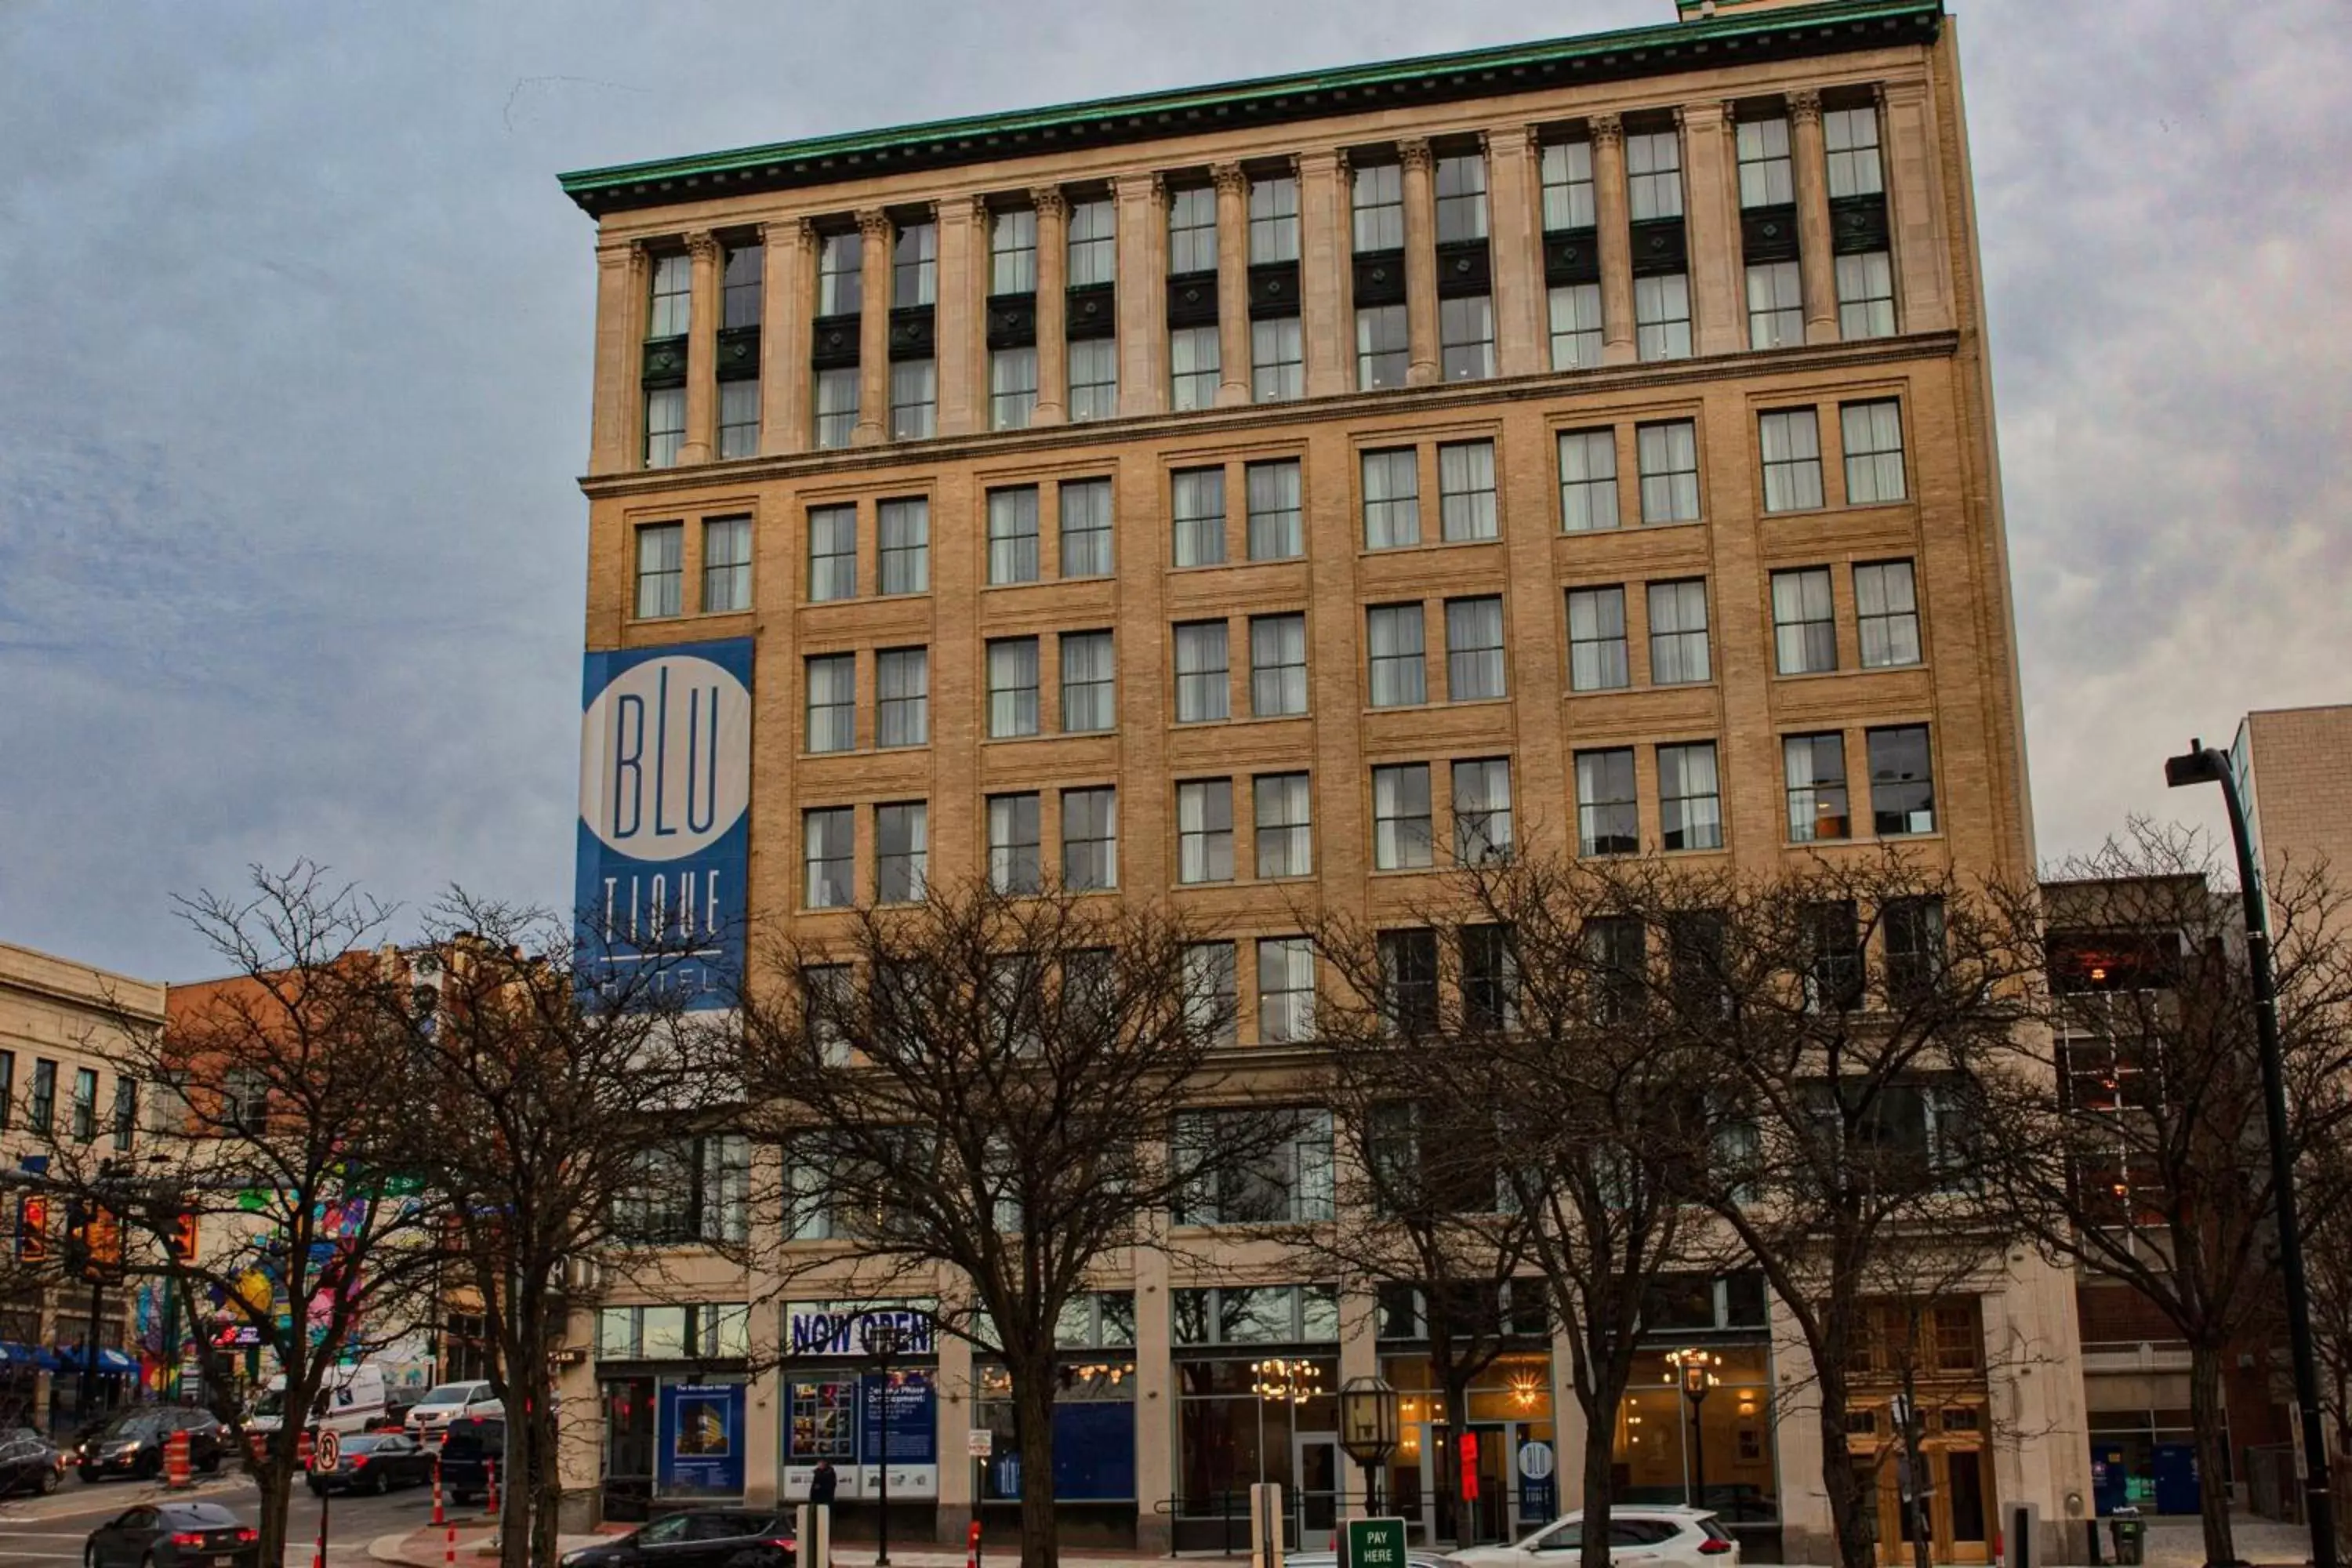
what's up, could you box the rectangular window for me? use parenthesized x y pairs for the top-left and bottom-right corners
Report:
(1059, 479), (1113, 578)
(877, 498), (928, 593)
(1748, 260), (1805, 350)
(1804, 899), (1864, 1011)
(1634, 273), (1692, 361)
(1868, 725), (1936, 837)
(1540, 140), (1597, 231)
(1837, 251), (1896, 339)
(1857, 561), (1923, 668)
(1435, 152), (1489, 242)
(1576, 750), (1639, 857)
(71, 1067), (97, 1143)
(1356, 304), (1410, 390)
(1648, 580), (1711, 684)
(1659, 742), (1724, 851)
(1245, 460), (1303, 561)
(1637, 421), (1700, 523)
(877, 648), (929, 748)
(1445, 597), (1506, 702)
(1178, 780), (1235, 884)
(991, 207), (1039, 295)
(817, 231), (863, 314)
(1439, 295), (1496, 381)
(812, 366), (859, 450)
(990, 346), (1038, 430)
(807, 506), (858, 601)
(1373, 763), (1435, 871)
(1068, 198), (1116, 286)
(643, 387), (685, 470)
(1172, 466), (1227, 567)
(1254, 774), (1313, 879)
(1249, 613), (1308, 717)
(1585, 916), (1646, 1025)
(1168, 186), (1218, 274)
(988, 793), (1043, 894)
(1737, 117), (1795, 208)
(1170, 325), (1220, 411)
(702, 517), (751, 613)
(718, 379), (760, 459)
(1362, 448), (1421, 549)
(29, 1060), (56, 1136)
(1250, 176), (1301, 263)
(1060, 631), (1116, 732)
(1378, 931), (1439, 1038)
(1184, 942), (1240, 1046)
(893, 221), (937, 308)
(1366, 604), (1426, 707)
(1068, 337), (1119, 420)
(987, 486), (1041, 585)
(1453, 757), (1514, 864)
(111, 1078), (136, 1152)
(1627, 129), (1685, 220)
(1761, 408), (1826, 512)
(1824, 104), (1885, 199)
(1439, 441), (1498, 542)
(1062, 786), (1118, 890)
(805, 654), (856, 753)
(1251, 317), (1304, 403)
(723, 242), (761, 321)
(889, 359), (937, 441)
(1352, 162), (1403, 252)
(1771, 568), (1838, 674)
(1784, 732), (1850, 842)
(0, 1051), (13, 1133)
(1566, 586), (1630, 692)
(1549, 282), (1603, 370)
(1842, 400), (1908, 504)
(987, 637), (1040, 738)
(646, 252), (691, 338)
(876, 802), (928, 902)
(1559, 429), (1620, 532)
(804, 808), (854, 909)
(1257, 939), (1316, 1044)
(634, 523), (683, 618)
(1174, 621), (1231, 723)
(1886, 897), (1947, 1001)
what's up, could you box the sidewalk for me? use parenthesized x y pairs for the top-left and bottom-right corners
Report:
(366, 1530), (1247, 1568)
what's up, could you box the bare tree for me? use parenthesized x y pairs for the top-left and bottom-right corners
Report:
(732, 880), (1289, 1568)
(1972, 825), (2352, 1568)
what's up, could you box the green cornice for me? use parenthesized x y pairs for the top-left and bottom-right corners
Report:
(557, 0), (1942, 217)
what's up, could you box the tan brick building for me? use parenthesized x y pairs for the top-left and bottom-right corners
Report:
(2237, 704), (2352, 901)
(555, 0), (2083, 1557)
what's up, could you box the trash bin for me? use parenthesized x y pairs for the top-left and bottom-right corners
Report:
(2108, 1507), (2146, 1566)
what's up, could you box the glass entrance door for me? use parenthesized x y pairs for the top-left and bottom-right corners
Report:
(602, 1376), (657, 1521)
(1296, 1433), (1343, 1548)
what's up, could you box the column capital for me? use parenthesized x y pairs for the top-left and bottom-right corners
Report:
(1468, 129), (1490, 154)
(793, 217), (820, 253)
(1210, 162), (1248, 198)
(1789, 88), (1824, 126)
(1030, 186), (1069, 221)
(856, 208), (894, 244)
(1588, 114), (1624, 151)
(964, 194), (993, 227)
(1397, 136), (1434, 174)
(1523, 125), (1548, 157)
(685, 230), (721, 263)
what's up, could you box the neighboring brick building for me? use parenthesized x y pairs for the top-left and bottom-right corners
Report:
(2237, 704), (2352, 900)
(553, 0), (2079, 1558)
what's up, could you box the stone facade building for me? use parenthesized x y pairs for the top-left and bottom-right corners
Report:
(554, 0), (2085, 1558)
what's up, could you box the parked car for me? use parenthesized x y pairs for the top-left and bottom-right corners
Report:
(557, 1510), (794, 1568)
(1451, 1508), (1738, 1568)
(83, 1501), (260, 1568)
(1288, 1553), (1468, 1568)
(74, 1406), (227, 1483)
(437, 1415), (504, 1504)
(0, 1425), (67, 1495)
(307, 1431), (437, 1496)
(406, 1380), (503, 1441)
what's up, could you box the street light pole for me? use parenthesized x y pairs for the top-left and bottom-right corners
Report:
(868, 1322), (898, 1568)
(2166, 739), (2338, 1568)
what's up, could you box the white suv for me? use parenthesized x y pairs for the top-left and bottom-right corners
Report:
(405, 1381), (504, 1442)
(1453, 1507), (1739, 1568)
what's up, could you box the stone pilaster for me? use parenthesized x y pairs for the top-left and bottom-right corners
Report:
(1881, 79), (1951, 333)
(1488, 127), (1544, 377)
(1116, 172), (1168, 417)
(1686, 100), (1744, 357)
(1398, 138), (1439, 386)
(1212, 162), (1252, 406)
(591, 240), (641, 474)
(681, 230), (721, 463)
(1298, 148), (1349, 398)
(1790, 90), (1840, 343)
(936, 198), (982, 436)
(1591, 114), (1637, 365)
(760, 220), (812, 456)
(1030, 187), (1069, 425)
(851, 209), (893, 445)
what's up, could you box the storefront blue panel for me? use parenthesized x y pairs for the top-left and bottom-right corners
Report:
(1054, 1401), (1135, 1501)
(859, 1370), (937, 1465)
(659, 1381), (746, 1496)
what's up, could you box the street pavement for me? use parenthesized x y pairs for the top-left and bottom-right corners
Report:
(0, 1468), (482, 1568)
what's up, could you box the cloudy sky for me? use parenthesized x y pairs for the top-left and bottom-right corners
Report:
(2, 0), (2347, 980)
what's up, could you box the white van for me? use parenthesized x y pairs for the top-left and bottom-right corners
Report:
(405, 1380), (503, 1442)
(247, 1363), (394, 1437)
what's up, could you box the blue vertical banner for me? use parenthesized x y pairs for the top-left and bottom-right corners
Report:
(858, 1370), (938, 1465)
(659, 1381), (748, 1496)
(575, 639), (755, 1010)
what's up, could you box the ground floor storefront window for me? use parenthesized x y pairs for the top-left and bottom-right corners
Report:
(1171, 1283), (1339, 1553)
(777, 1302), (941, 1539)
(1381, 1349), (1555, 1548)
(596, 1302), (750, 1521)
(1614, 1344), (1777, 1523)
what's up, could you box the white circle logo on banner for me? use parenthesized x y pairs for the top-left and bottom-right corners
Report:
(579, 654), (753, 862)
(1517, 1440), (1555, 1482)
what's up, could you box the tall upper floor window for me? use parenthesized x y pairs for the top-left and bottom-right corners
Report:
(817, 231), (862, 315)
(1626, 129), (1685, 222)
(1559, 430), (1620, 533)
(1445, 597), (1507, 702)
(890, 359), (937, 441)
(1540, 140), (1596, 231)
(990, 346), (1038, 430)
(1842, 401), (1908, 504)
(71, 1067), (98, 1143)
(1061, 632), (1116, 733)
(1253, 318), (1304, 403)
(1353, 163), (1403, 252)
(877, 648), (929, 747)
(1737, 118), (1795, 208)
(1824, 104), (1885, 198)
(878, 498), (928, 594)
(646, 253), (691, 339)
(893, 222), (937, 308)
(1760, 409), (1825, 513)
(1178, 781), (1234, 885)
(1255, 774), (1313, 879)
(644, 385), (685, 470)
(635, 523), (683, 619)
(987, 637), (1041, 739)
(1170, 325), (1219, 412)
(1250, 615), (1308, 717)
(1637, 422), (1701, 524)
(1856, 561), (1923, 668)
(1169, 186), (1218, 274)
(1069, 338), (1119, 421)
(987, 487), (1041, 585)
(1172, 467), (1226, 568)
(808, 506), (857, 601)
(1434, 153), (1489, 243)
(812, 368), (858, 450)
(1174, 622), (1231, 723)
(1649, 579), (1711, 684)
(1246, 461), (1303, 561)
(1061, 479), (1114, 578)
(1362, 449), (1421, 549)
(1373, 764), (1435, 871)
(991, 208), (1038, 295)
(1068, 198), (1116, 286)
(721, 241), (763, 328)
(1357, 305), (1409, 390)
(1367, 605), (1426, 708)
(1250, 176), (1300, 263)
(1567, 587), (1629, 693)
(702, 517), (752, 613)
(1439, 442), (1497, 542)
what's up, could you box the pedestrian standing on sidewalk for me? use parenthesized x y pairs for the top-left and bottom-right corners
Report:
(811, 1456), (838, 1507)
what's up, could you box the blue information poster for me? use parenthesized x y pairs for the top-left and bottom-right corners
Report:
(858, 1370), (937, 1465)
(659, 1381), (747, 1497)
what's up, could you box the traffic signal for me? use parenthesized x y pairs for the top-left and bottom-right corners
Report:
(168, 1212), (200, 1265)
(13, 1195), (48, 1262)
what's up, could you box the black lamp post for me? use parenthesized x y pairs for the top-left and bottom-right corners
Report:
(866, 1320), (902, 1567)
(1339, 1376), (1401, 1516)
(1664, 1349), (1719, 1511)
(2165, 739), (2337, 1568)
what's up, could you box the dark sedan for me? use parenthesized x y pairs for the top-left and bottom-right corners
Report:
(557, 1510), (794, 1568)
(307, 1431), (437, 1495)
(84, 1501), (260, 1568)
(0, 1425), (67, 1495)
(76, 1406), (227, 1482)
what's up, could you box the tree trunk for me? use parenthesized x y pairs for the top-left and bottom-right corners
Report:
(1578, 1393), (1618, 1568)
(1814, 1362), (1878, 1568)
(529, 1393), (565, 1568)
(2188, 1341), (2238, 1568)
(1440, 1377), (1475, 1552)
(252, 1461), (294, 1568)
(1014, 1372), (1061, 1568)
